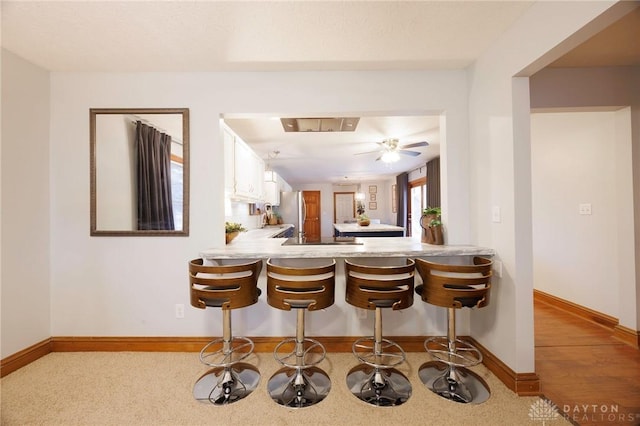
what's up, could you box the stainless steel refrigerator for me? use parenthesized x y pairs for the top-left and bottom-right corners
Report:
(276, 191), (306, 240)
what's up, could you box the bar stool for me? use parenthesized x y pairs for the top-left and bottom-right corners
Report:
(414, 257), (493, 404)
(266, 258), (336, 408)
(344, 258), (415, 407)
(188, 258), (262, 405)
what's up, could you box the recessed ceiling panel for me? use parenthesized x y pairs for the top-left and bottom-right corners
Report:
(280, 117), (360, 132)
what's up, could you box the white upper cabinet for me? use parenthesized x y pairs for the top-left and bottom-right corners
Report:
(223, 127), (235, 194)
(264, 171), (292, 206)
(223, 123), (265, 202)
(264, 171), (280, 205)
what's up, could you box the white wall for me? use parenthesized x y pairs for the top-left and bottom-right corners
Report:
(531, 110), (633, 319)
(530, 65), (640, 331)
(1, 50), (51, 357)
(467, 0), (622, 372)
(43, 70), (469, 340)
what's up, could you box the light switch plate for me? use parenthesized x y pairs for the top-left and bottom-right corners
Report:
(492, 206), (501, 223)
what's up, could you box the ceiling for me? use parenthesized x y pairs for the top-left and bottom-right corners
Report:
(1, 1), (535, 72)
(2, 1), (638, 184)
(547, 6), (640, 68)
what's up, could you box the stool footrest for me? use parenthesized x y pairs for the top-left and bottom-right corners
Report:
(424, 337), (482, 368)
(199, 336), (255, 368)
(273, 337), (327, 369)
(352, 337), (407, 368)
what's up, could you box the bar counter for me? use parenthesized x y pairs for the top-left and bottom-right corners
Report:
(200, 236), (494, 260)
(197, 236), (495, 351)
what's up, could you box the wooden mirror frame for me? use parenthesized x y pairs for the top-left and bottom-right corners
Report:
(90, 107), (190, 236)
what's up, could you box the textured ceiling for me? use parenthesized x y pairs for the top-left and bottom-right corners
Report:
(1, 1), (534, 72)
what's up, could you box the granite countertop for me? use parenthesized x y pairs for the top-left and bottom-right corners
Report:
(201, 235), (494, 260)
(234, 224), (294, 240)
(333, 223), (405, 232)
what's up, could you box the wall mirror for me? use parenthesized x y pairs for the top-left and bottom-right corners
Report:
(90, 108), (190, 236)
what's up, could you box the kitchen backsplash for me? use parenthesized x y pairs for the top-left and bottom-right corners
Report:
(225, 201), (263, 230)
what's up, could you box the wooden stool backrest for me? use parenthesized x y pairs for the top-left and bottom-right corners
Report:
(266, 259), (336, 311)
(415, 257), (492, 309)
(189, 258), (262, 310)
(345, 258), (415, 311)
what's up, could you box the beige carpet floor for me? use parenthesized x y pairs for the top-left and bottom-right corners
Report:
(1, 351), (570, 425)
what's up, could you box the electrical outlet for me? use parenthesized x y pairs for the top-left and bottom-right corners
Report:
(175, 304), (185, 319)
(579, 203), (592, 215)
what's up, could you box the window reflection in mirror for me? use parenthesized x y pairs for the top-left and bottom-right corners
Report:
(90, 108), (189, 236)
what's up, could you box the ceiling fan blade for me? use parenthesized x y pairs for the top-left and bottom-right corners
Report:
(398, 150), (421, 157)
(399, 141), (429, 149)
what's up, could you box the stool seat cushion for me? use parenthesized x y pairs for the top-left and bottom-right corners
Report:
(415, 284), (480, 308)
(266, 258), (336, 311)
(414, 257), (492, 309)
(345, 258), (415, 311)
(203, 288), (263, 308)
(189, 259), (263, 310)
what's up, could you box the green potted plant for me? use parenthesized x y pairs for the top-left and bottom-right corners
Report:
(357, 213), (370, 226)
(422, 206), (441, 218)
(275, 212), (283, 225)
(420, 207), (443, 245)
(225, 221), (246, 244)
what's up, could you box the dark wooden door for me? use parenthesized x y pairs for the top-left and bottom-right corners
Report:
(303, 190), (321, 242)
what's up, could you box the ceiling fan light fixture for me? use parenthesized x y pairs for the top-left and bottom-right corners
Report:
(381, 151), (400, 163)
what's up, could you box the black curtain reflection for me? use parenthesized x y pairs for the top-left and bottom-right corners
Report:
(136, 121), (175, 230)
(396, 172), (408, 229)
(426, 157), (441, 208)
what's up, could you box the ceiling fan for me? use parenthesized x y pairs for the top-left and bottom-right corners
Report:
(355, 138), (429, 163)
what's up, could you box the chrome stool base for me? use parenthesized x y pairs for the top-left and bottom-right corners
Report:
(268, 366), (331, 408)
(269, 333), (331, 408)
(193, 362), (260, 405)
(346, 364), (411, 407)
(418, 361), (490, 404)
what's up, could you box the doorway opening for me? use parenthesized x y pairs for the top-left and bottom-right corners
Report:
(408, 177), (427, 237)
(334, 192), (356, 224)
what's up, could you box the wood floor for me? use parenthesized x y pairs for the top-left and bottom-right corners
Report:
(534, 299), (640, 425)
